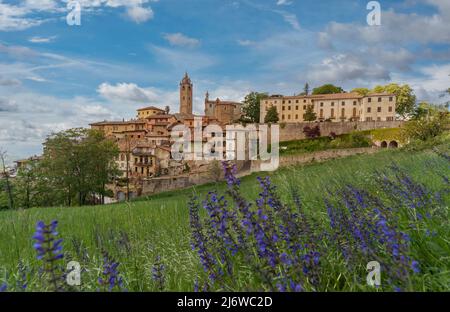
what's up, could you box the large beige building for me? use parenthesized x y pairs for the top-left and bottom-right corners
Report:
(260, 92), (396, 123)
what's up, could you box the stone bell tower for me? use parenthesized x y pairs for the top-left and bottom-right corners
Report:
(179, 72), (193, 115)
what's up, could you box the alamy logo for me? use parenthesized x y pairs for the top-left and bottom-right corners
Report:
(367, 1), (381, 26)
(170, 118), (280, 171)
(66, 261), (81, 286)
(67, 1), (82, 26)
(366, 261), (381, 287)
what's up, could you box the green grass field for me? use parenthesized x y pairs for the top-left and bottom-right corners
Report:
(0, 146), (449, 291)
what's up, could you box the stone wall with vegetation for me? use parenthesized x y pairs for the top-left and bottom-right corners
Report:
(278, 120), (404, 142)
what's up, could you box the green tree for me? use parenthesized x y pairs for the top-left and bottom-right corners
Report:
(372, 83), (416, 118)
(264, 106), (279, 124)
(402, 111), (449, 142)
(411, 102), (449, 120)
(40, 128), (119, 206)
(312, 84), (344, 95)
(14, 161), (39, 209)
(304, 83), (310, 96)
(242, 92), (269, 123)
(351, 88), (370, 96)
(303, 105), (317, 121)
(0, 150), (14, 210)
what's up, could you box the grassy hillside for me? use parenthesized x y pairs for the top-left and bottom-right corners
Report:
(0, 146), (449, 291)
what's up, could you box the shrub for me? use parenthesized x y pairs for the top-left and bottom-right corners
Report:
(402, 113), (449, 142)
(303, 125), (321, 139)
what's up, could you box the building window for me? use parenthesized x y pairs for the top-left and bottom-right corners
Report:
(288, 115), (291, 120)
(366, 117), (373, 121)
(288, 106), (291, 110)
(353, 101), (357, 105)
(378, 97), (382, 102)
(353, 108), (357, 117)
(288, 100), (291, 104)
(320, 109), (323, 118)
(283, 100), (285, 104)
(377, 107), (382, 113)
(331, 102), (335, 107)
(368, 98), (372, 103)
(388, 106), (393, 112)
(377, 117), (381, 121)
(341, 108), (345, 117)
(303, 105), (307, 110)
(295, 114), (298, 119)
(282, 106), (285, 111)
(389, 97), (393, 102)
(367, 107), (371, 113)
(304, 100), (307, 103)
(342, 101), (345, 106)
(296, 106), (298, 110)
(296, 100), (299, 103)
(320, 102), (324, 107)
(387, 117), (394, 121)
(331, 108), (335, 118)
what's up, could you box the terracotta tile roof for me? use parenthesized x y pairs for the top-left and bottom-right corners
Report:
(137, 106), (165, 112)
(206, 99), (242, 106)
(366, 92), (395, 96)
(145, 114), (174, 119)
(266, 92), (395, 101)
(90, 120), (145, 126)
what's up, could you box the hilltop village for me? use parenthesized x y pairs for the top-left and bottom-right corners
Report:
(12, 73), (399, 200)
(89, 73), (243, 199)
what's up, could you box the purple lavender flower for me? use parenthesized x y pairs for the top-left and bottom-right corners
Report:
(411, 261), (420, 274)
(152, 256), (166, 291)
(98, 251), (125, 292)
(193, 278), (199, 292)
(0, 283), (6, 292)
(32, 220), (65, 291)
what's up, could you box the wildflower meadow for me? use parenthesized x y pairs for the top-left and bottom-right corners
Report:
(0, 147), (448, 292)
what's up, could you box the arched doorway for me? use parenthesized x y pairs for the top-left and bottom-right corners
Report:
(381, 141), (388, 148)
(389, 141), (398, 148)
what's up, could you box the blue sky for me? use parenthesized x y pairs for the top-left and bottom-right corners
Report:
(0, 0), (449, 160)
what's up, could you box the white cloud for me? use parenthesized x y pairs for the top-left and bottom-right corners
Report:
(274, 10), (301, 31)
(97, 82), (180, 111)
(0, 0), (156, 31)
(320, 8), (450, 48)
(163, 33), (200, 48)
(0, 77), (21, 87)
(98, 82), (158, 102)
(276, 0), (293, 6)
(0, 91), (118, 159)
(28, 36), (57, 43)
(237, 39), (255, 46)
(125, 5), (154, 23)
(305, 54), (390, 85)
(0, 2), (43, 31)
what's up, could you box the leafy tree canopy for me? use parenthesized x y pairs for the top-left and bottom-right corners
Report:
(351, 88), (370, 96)
(312, 84), (344, 95)
(242, 92), (269, 123)
(264, 106), (279, 124)
(304, 105), (317, 122)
